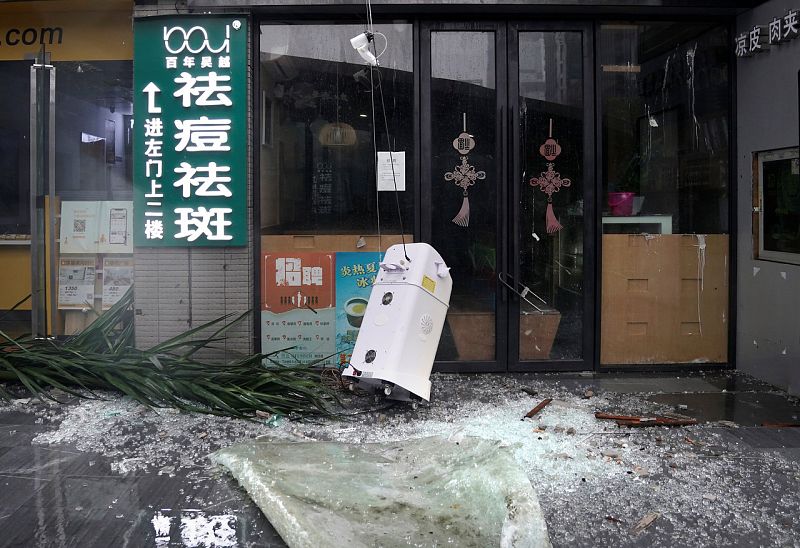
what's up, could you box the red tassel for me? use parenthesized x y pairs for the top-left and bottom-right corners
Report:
(546, 202), (562, 234)
(452, 195), (470, 227)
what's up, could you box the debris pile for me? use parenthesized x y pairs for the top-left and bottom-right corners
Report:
(2, 372), (798, 547)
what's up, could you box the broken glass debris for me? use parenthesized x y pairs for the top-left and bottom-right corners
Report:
(211, 436), (552, 548)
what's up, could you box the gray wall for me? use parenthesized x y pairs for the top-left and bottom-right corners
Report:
(133, 4), (255, 357)
(736, 0), (800, 395)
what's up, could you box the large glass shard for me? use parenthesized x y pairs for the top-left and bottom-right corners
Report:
(212, 436), (551, 547)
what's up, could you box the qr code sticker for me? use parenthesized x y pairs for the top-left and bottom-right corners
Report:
(73, 219), (86, 233)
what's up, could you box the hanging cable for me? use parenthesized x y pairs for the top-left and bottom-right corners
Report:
(365, 0), (374, 35)
(368, 47), (382, 260)
(375, 69), (409, 262)
(362, 0), (410, 262)
(364, 0), (385, 260)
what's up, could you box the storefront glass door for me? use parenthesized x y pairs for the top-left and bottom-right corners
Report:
(422, 22), (594, 372)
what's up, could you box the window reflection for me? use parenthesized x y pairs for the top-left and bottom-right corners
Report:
(600, 23), (729, 234)
(431, 31), (497, 362)
(57, 61), (133, 200)
(0, 60), (133, 235)
(258, 24), (413, 235)
(518, 31), (584, 361)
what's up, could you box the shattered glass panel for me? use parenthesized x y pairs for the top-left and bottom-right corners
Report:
(212, 436), (551, 548)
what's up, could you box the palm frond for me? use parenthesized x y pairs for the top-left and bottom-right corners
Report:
(0, 288), (336, 418)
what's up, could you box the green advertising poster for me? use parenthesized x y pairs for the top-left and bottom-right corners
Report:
(133, 16), (248, 246)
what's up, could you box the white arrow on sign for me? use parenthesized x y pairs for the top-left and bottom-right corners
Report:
(143, 82), (162, 114)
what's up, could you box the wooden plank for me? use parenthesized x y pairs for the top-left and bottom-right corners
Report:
(601, 234), (728, 365)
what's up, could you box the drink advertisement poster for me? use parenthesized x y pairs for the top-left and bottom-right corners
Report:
(261, 252), (336, 365)
(334, 252), (380, 367)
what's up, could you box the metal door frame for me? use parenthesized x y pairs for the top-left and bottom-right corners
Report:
(29, 51), (57, 338)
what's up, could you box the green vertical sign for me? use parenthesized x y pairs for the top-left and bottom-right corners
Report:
(133, 16), (248, 246)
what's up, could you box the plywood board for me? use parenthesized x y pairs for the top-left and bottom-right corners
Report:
(262, 234), (413, 253)
(676, 235), (728, 363)
(601, 234), (728, 365)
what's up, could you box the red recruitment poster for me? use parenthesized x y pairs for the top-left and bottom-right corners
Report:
(261, 252), (336, 365)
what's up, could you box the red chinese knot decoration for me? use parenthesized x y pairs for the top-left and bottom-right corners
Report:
(529, 119), (570, 234)
(445, 113), (485, 227)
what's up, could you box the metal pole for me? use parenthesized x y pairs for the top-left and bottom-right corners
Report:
(29, 52), (54, 338)
(29, 63), (42, 337)
(48, 66), (57, 336)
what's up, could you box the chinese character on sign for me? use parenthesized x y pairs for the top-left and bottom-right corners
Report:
(144, 139), (163, 157)
(302, 266), (323, 286)
(784, 10), (799, 40)
(749, 25), (767, 54)
(173, 162), (232, 198)
(174, 117), (231, 151)
(769, 17), (782, 44)
(276, 258), (302, 287)
(144, 219), (164, 240)
(735, 33), (749, 57)
(145, 180), (163, 199)
(144, 118), (164, 137)
(145, 160), (163, 178)
(173, 72), (232, 107)
(173, 207), (232, 241)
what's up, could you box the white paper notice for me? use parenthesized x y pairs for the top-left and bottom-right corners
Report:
(61, 200), (133, 254)
(60, 202), (100, 254)
(376, 151), (405, 191)
(98, 201), (133, 254)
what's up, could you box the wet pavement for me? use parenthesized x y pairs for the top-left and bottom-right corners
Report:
(0, 370), (799, 547)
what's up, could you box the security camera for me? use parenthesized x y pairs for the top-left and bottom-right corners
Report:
(350, 32), (378, 66)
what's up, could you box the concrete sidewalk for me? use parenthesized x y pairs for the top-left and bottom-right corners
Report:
(0, 370), (799, 547)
